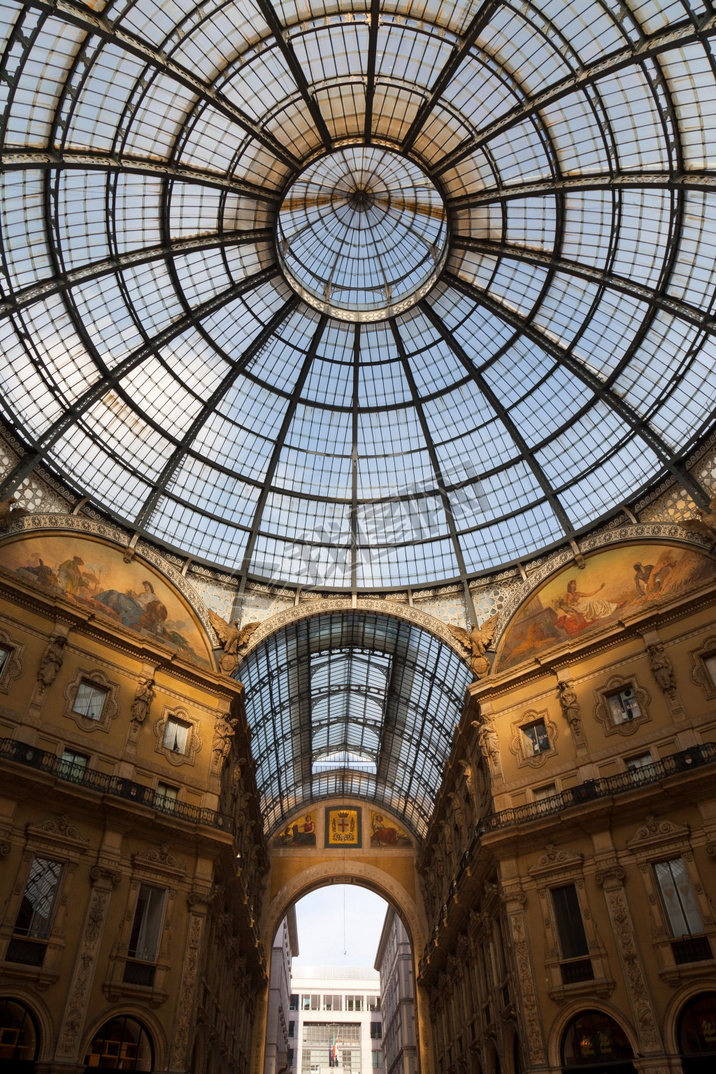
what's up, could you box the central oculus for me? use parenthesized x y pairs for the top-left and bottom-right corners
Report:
(276, 145), (449, 322)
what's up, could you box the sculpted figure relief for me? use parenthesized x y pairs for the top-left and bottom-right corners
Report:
(131, 677), (154, 724)
(647, 643), (677, 697)
(448, 613), (498, 679)
(212, 714), (239, 761)
(558, 680), (582, 733)
(208, 611), (260, 676)
(472, 714), (500, 770)
(38, 634), (66, 688)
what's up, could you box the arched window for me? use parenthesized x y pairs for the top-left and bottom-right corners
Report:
(678, 992), (716, 1072)
(561, 1011), (636, 1072)
(0, 999), (39, 1070)
(84, 1017), (153, 1071)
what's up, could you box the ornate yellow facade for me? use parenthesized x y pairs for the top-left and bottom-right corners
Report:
(1, 525), (716, 1074)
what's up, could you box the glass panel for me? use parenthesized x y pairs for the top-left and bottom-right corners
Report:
(14, 857), (62, 938)
(655, 858), (704, 937)
(73, 682), (108, 720)
(163, 717), (191, 754)
(551, 884), (589, 960)
(128, 884), (166, 961)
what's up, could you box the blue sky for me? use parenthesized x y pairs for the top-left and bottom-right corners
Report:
(292, 885), (389, 968)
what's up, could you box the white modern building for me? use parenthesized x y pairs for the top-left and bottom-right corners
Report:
(289, 966), (383, 1074)
(265, 908), (300, 1074)
(374, 909), (418, 1074)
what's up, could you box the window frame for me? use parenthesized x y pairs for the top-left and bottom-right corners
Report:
(593, 675), (650, 737)
(62, 667), (119, 732)
(154, 707), (202, 766)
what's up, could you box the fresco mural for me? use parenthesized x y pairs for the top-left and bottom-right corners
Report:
(0, 533), (211, 666)
(275, 813), (317, 847)
(370, 811), (411, 847)
(496, 542), (716, 672)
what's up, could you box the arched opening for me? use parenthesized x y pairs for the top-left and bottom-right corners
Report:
(0, 999), (39, 1071)
(264, 884), (419, 1074)
(560, 1011), (636, 1073)
(677, 992), (716, 1072)
(84, 1016), (153, 1072)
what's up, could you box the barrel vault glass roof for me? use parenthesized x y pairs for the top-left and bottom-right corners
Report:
(0, 0), (715, 590)
(242, 613), (473, 837)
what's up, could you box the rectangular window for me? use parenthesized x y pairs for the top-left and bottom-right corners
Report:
(533, 783), (558, 801)
(625, 752), (653, 771)
(655, 859), (704, 937)
(522, 719), (550, 756)
(323, 995), (341, 1011)
(607, 686), (642, 724)
(288, 1022), (295, 1039)
(372, 1052), (383, 1068)
(301, 995), (319, 1011)
(73, 681), (108, 720)
(163, 715), (191, 754)
(128, 884), (166, 961)
(59, 748), (89, 783)
(550, 884), (590, 960)
(155, 783), (178, 813)
(368, 996), (381, 1011)
(370, 1023), (382, 1039)
(287, 1050), (294, 1068)
(704, 653), (716, 687)
(14, 857), (62, 938)
(290, 995), (299, 1011)
(345, 995), (363, 1011)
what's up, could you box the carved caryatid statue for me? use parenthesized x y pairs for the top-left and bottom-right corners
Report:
(208, 611), (260, 676)
(448, 613), (498, 679)
(131, 677), (154, 725)
(38, 634), (66, 688)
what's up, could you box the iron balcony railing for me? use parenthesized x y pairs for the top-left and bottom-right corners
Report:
(0, 737), (234, 834)
(480, 742), (716, 832)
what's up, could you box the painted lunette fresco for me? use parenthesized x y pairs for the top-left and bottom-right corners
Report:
(496, 542), (716, 673)
(0, 533), (211, 666)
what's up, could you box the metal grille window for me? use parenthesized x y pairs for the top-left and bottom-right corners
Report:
(73, 681), (108, 721)
(13, 857), (62, 938)
(128, 884), (166, 962)
(654, 859), (704, 938)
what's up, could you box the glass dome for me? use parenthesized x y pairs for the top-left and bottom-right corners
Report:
(0, 0), (714, 590)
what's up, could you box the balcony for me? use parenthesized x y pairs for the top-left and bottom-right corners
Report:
(0, 737), (234, 834)
(481, 743), (716, 832)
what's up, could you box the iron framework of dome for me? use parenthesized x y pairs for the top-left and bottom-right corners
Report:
(0, 0), (715, 593)
(242, 612), (473, 837)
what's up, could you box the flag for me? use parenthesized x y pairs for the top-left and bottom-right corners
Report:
(329, 1033), (339, 1067)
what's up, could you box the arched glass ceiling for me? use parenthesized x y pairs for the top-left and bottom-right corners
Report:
(241, 613), (472, 837)
(0, 0), (715, 589)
